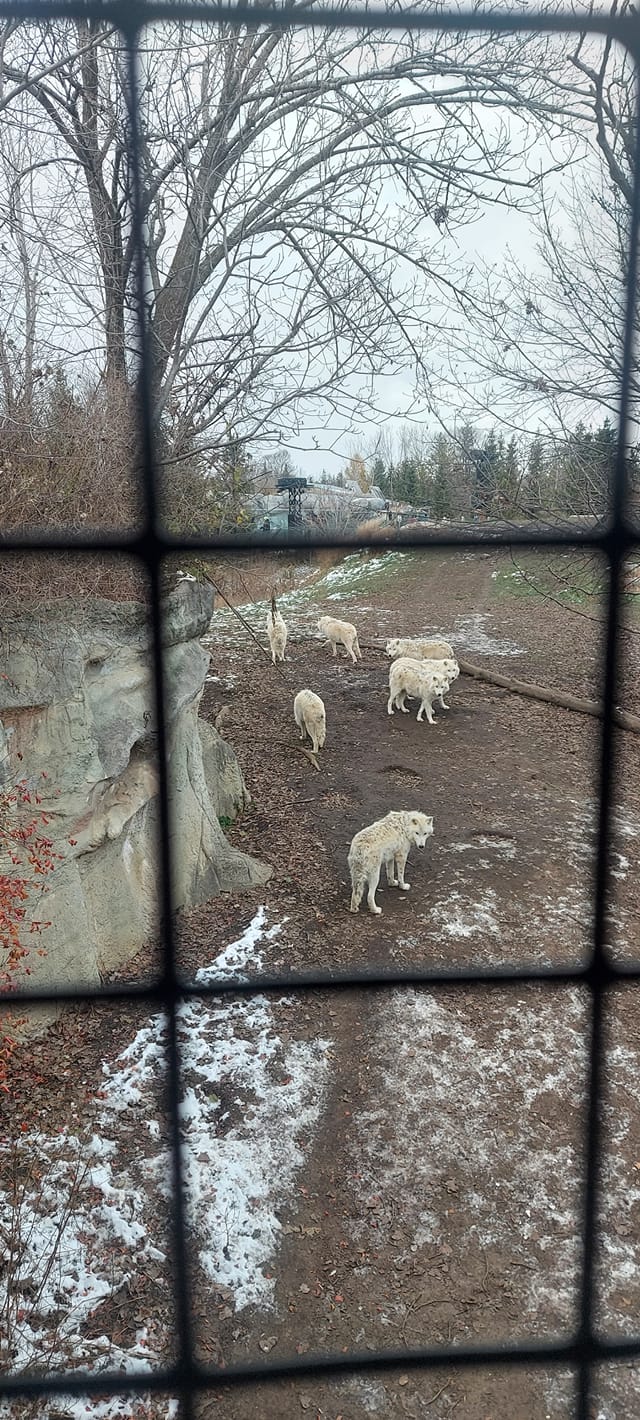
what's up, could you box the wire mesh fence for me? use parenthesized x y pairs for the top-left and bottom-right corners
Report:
(1, 3), (640, 1418)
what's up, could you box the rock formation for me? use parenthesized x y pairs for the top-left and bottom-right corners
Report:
(0, 580), (268, 1007)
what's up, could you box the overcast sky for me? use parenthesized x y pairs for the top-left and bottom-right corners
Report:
(286, 200), (541, 480)
(0, 18), (621, 480)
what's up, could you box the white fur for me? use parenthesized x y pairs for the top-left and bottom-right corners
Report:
(267, 608), (287, 664)
(317, 615), (362, 664)
(293, 689), (326, 754)
(386, 637), (454, 662)
(420, 656), (460, 710)
(348, 809), (434, 915)
(387, 657), (450, 724)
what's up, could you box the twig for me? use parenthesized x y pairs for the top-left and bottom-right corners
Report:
(400, 1295), (453, 1345)
(508, 549), (640, 638)
(425, 1381), (451, 1407)
(204, 574), (288, 683)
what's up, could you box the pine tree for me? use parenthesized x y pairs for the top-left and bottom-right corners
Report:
(525, 436), (547, 515)
(499, 435), (520, 514)
(395, 456), (420, 505)
(428, 434), (455, 519)
(370, 456), (389, 495)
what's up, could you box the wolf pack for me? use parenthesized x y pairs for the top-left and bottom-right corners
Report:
(266, 597), (460, 918)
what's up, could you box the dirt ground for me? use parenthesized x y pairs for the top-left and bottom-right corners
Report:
(5, 546), (640, 1420)
(191, 548), (640, 1419)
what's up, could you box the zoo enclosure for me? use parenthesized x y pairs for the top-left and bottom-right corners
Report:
(1, 2), (639, 1419)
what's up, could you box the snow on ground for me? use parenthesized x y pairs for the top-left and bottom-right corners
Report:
(353, 790), (640, 1417)
(437, 887), (501, 940)
(355, 986), (587, 1327)
(202, 550), (530, 668)
(419, 797), (638, 970)
(203, 551), (414, 652)
(452, 610), (524, 656)
(321, 551), (407, 600)
(0, 909), (330, 1417)
(354, 979), (640, 1416)
(202, 552), (527, 660)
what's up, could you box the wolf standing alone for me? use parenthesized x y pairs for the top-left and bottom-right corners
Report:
(348, 810), (434, 915)
(266, 594), (288, 664)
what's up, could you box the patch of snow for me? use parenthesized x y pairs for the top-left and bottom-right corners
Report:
(437, 888), (501, 939)
(0, 1126), (162, 1378)
(205, 672), (236, 688)
(321, 552), (407, 591)
(449, 836), (516, 861)
(341, 1376), (389, 1413)
(354, 988), (588, 1332)
(353, 972), (640, 1360)
(202, 552), (408, 647)
(194, 903), (282, 981)
(0, 908), (330, 1403)
(453, 611), (523, 656)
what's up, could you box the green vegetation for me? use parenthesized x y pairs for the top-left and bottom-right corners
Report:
(491, 550), (640, 620)
(370, 419), (640, 522)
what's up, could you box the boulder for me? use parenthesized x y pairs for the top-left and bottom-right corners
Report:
(0, 581), (269, 1016)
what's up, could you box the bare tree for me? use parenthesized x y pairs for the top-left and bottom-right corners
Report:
(0, 13), (572, 466)
(446, 1), (639, 445)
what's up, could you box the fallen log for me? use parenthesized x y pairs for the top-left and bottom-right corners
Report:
(268, 633), (640, 735)
(455, 657), (640, 734)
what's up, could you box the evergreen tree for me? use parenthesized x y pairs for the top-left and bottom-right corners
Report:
(395, 456), (421, 505)
(453, 423), (478, 518)
(427, 434), (455, 519)
(473, 430), (499, 516)
(370, 455), (388, 494)
(590, 418), (617, 511)
(525, 436), (547, 514)
(498, 435), (521, 513)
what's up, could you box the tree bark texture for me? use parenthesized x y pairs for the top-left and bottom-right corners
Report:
(455, 655), (640, 734)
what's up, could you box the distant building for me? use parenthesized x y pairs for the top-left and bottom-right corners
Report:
(251, 476), (386, 530)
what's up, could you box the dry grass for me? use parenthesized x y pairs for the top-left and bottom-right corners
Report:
(355, 516), (396, 540)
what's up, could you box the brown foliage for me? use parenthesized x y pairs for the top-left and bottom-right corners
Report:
(2, 371), (140, 534)
(0, 371), (146, 605)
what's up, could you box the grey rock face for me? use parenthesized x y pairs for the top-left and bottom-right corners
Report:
(0, 581), (269, 1016)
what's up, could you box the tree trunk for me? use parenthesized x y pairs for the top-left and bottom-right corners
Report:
(456, 656), (640, 734)
(355, 639), (640, 734)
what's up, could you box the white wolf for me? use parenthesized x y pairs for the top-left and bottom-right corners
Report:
(387, 657), (451, 724)
(317, 615), (362, 664)
(266, 595), (287, 664)
(348, 810), (434, 915)
(386, 637), (454, 662)
(293, 689), (326, 754)
(422, 656), (460, 710)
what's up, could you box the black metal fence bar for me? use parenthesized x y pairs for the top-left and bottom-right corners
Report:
(1, 4), (640, 1419)
(575, 16), (640, 1411)
(0, 524), (637, 553)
